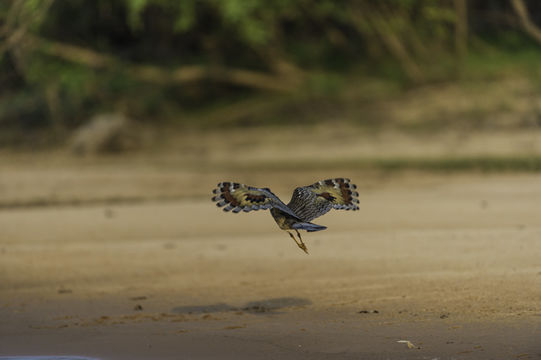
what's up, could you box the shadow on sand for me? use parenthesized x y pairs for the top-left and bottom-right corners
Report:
(171, 297), (312, 315)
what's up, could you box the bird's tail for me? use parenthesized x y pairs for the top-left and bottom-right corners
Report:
(292, 222), (327, 232)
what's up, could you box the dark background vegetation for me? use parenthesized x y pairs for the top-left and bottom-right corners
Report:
(2, 0), (541, 147)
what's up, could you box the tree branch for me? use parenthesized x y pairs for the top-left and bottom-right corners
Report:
(24, 36), (302, 93)
(510, 0), (541, 44)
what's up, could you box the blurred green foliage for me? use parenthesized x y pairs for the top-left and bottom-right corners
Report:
(1, 0), (541, 141)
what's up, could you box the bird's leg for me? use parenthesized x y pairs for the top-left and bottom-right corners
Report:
(288, 230), (308, 254)
(295, 229), (309, 252)
(287, 231), (301, 248)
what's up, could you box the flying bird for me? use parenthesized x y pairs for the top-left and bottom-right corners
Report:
(211, 178), (359, 253)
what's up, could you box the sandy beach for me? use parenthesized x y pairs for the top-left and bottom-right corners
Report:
(1, 163), (540, 359)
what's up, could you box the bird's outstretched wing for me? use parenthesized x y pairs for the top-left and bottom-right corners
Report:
(212, 182), (299, 218)
(287, 178), (359, 222)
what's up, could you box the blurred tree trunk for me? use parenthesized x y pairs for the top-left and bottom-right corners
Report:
(1, 0), (65, 134)
(44, 83), (65, 136)
(351, 5), (424, 84)
(511, 0), (541, 44)
(454, 0), (468, 59)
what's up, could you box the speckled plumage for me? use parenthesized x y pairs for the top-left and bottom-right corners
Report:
(212, 178), (359, 253)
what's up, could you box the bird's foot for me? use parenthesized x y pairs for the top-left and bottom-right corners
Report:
(294, 229), (309, 254)
(288, 231), (309, 254)
(297, 242), (309, 254)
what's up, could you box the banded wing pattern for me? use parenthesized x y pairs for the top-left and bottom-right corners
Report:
(212, 182), (299, 218)
(287, 178), (359, 222)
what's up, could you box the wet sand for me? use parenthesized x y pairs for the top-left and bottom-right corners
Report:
(1, 171), (541, 359)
